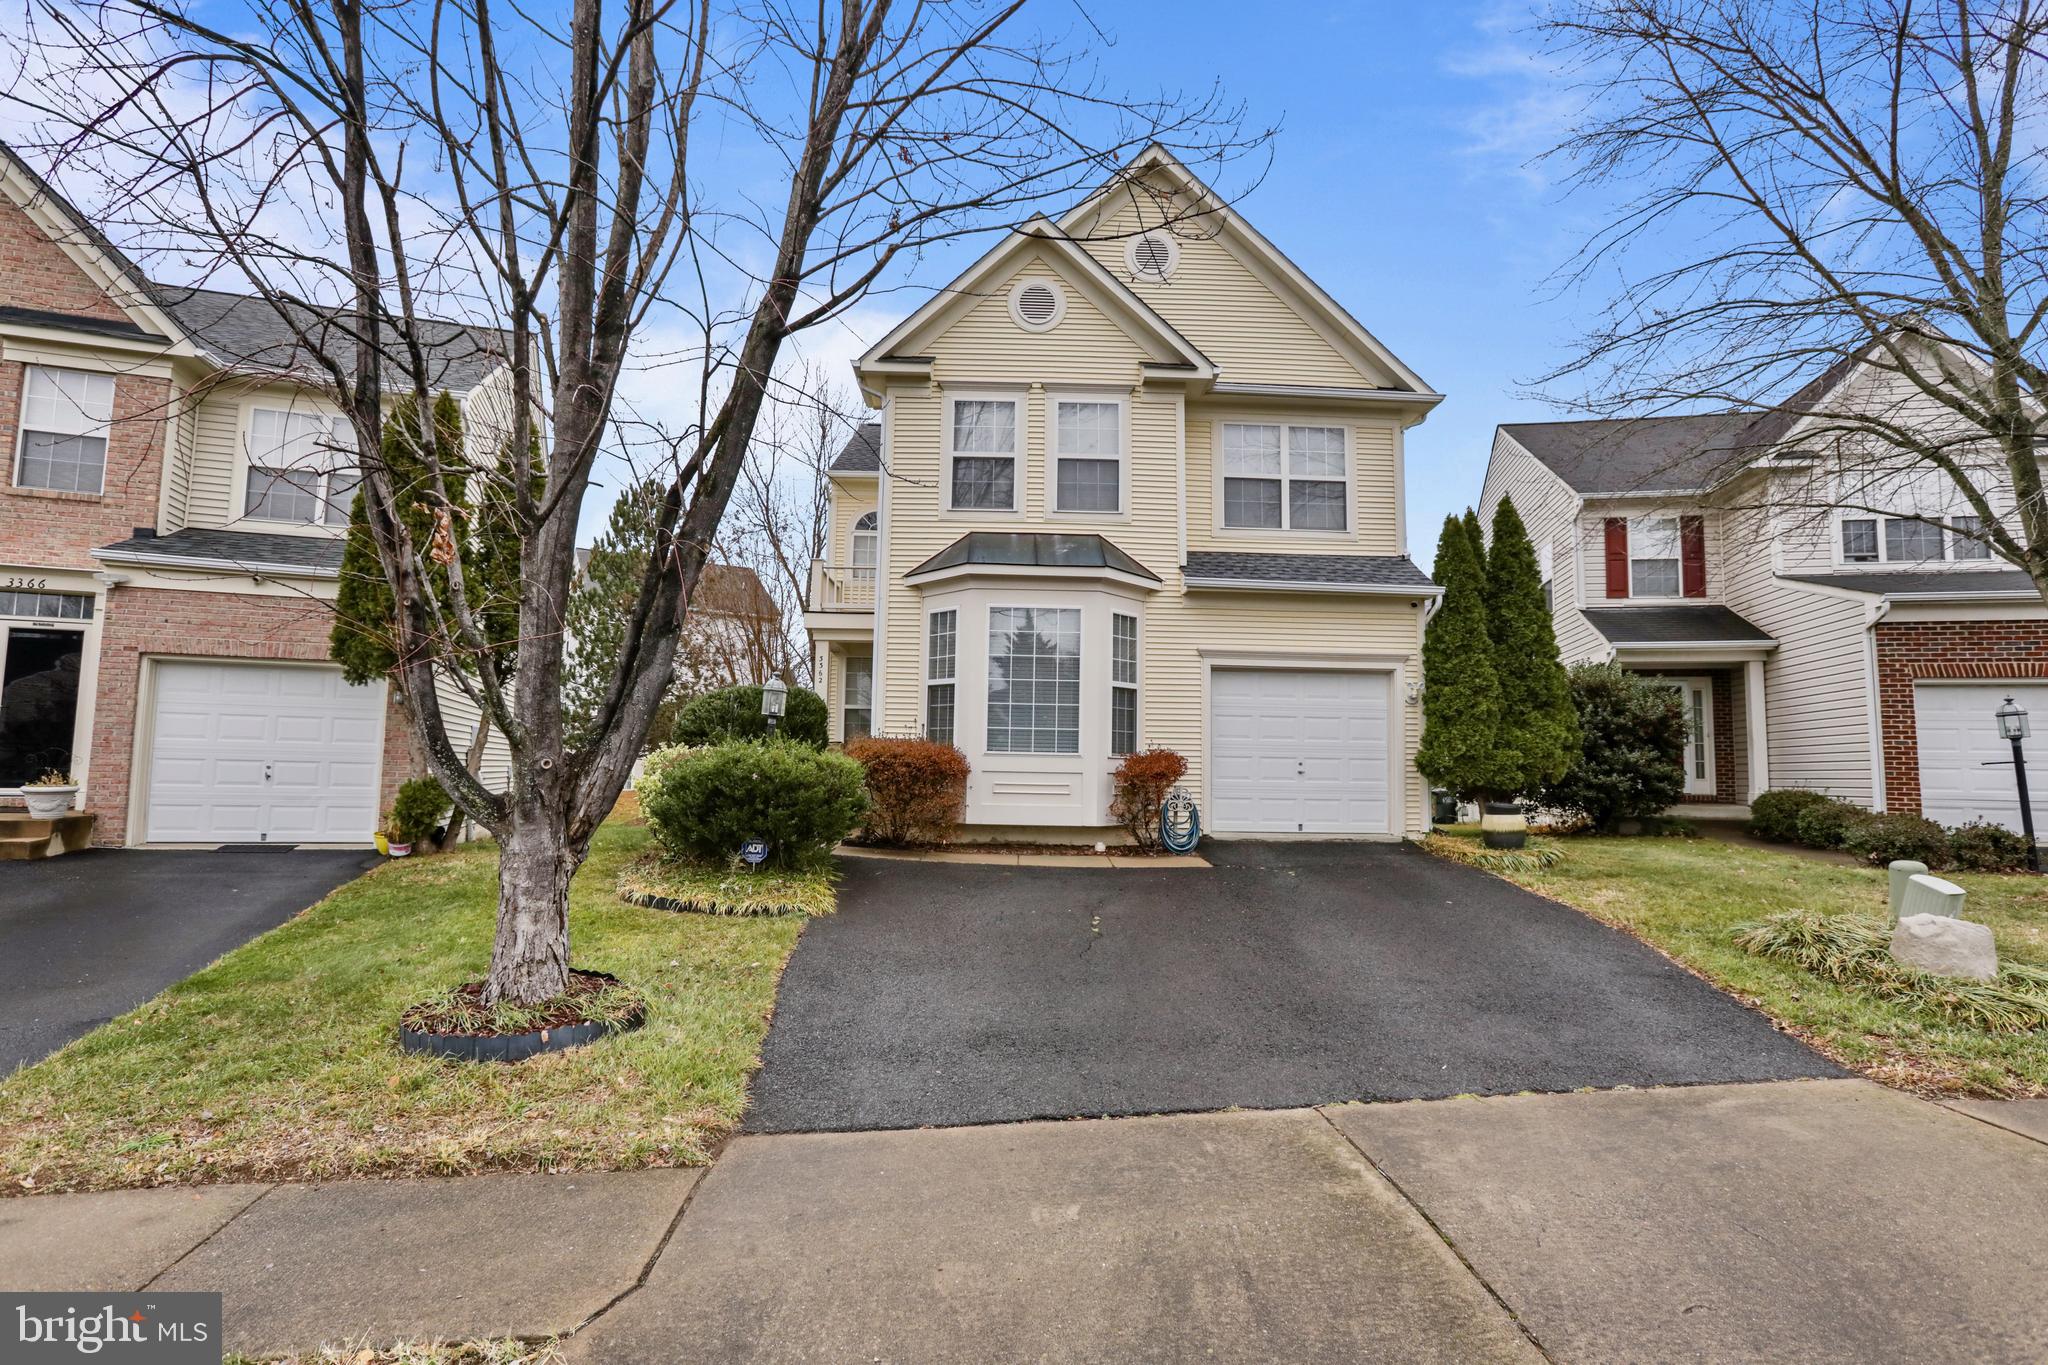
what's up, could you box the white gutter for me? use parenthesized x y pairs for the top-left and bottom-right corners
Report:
(1207, 381), (1445, 408)
(1181, 576), (1444, 599)
(92, 546), (340, 580)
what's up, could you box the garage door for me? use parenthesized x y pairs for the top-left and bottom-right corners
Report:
(1914, 682), (2048, 831)
(146, 661), (385, 844)
(1210, 668), (1390, 834)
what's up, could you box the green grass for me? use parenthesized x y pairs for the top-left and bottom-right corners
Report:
(1428, 828), (2048, 1097)
(617, 854), (838, 918)
(0, 818), (803, 1194)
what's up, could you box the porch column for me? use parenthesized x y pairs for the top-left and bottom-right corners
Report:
(1744, 657), (1770, 800)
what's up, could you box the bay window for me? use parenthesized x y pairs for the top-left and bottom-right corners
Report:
(1220, 421), (1348, 531)
(987, 606), (1079, 753)
(926, 610), (956, 746)
(947, 397), (1018, 511)
(1111, 612), (1138, 755)
(244, 407), (356, 525)
(1053, 398), (1123, 513)
(16, 365), (114, 494)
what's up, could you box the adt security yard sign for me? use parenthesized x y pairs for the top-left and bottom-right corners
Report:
(739, 838), (770, 866)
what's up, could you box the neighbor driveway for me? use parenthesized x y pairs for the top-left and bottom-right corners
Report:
(746, 839), (1839, 1132)
(0, 848), (376, 1073)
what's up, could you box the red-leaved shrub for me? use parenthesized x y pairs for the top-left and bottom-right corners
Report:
(845, 737), (971, 846)
(1111, 748), (1188, 849)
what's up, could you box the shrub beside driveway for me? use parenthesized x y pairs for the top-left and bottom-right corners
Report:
(0, 815), (800, 1194)
(1449, 830), (2048, 1097)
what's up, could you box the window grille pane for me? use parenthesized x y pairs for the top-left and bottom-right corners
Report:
(17, 431), (107, 492)
(1223, 477), (1282, 528)
(0, 590), (93, 621)
(1841, 519), (1879, 562)
(951, 400), (1016, 453)
(1112, 687), (1137, 756)
(1289, 479), (1346, 530)
(951, 456), (1015, 509)
(22, 366), (113, 435)
(926, 682), (955, 746)
(1221, 423), (1281, 476)
(1631, 559), (1680, 597)
(1056, 401), (1120, 456)
(1112, 613), (1137, 684)
(324, 468), (361, 525)
(987, 607), (1080, 753)
(844, 657), (873, 739)
(928, 609), (957, 681)
(1056, 457), (1120, 512)
(1950, 515), (1990, 559)
(245, 467), (323, 522)
(1287, 426), (1346, 478)
(1885, 517), (1943, 562)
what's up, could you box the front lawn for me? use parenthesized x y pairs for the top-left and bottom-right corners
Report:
(0, 817), (803, 1194)
(1433, 830), (2048, 1097)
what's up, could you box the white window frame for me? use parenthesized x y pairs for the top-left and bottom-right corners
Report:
(925, 607), (958, 746)
(985, 604), (1082, 755)
(0, 595), (97, 797)
(842, 654), (874, 740)
(943, 392), (1022, 514)
(850, 510), (879, 581)
(1047, 392), (1128, 518)
(1834, 509), (1994, 567)
(1215, 419), (1352, 535)
(1627, 514), (1684, 601)
(1110, 611), (1140, 756)
(14, 364), (114, 495)
(238, 401), (358, 528)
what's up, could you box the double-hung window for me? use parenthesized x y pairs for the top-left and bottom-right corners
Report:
(843, 656), (873, 739)
(1220, 421), (1348, 531)
(987, 607), (1079, 753)
(245, 408), (357, 525)
(1110, 613), (1138, 756)
(947, 396), (1018, 511)
(1628, 516), (1682, 597)
(1840, 513), (1994, 565)
(16, 365), (114, 494)
(850, 511), (879, 581)
(926, 610), (957, 746)
(1053, 398), (1122, 514)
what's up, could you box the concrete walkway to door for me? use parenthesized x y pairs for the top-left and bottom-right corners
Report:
(744, 839), (1839, 1133)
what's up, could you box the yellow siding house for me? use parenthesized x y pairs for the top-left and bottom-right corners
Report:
(804, 147), (1443, 839)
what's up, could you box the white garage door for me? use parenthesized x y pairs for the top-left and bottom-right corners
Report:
(1210, 668), (1390, 834)
(1914, 682), (2048, 832)
(146, 661), (385, 844)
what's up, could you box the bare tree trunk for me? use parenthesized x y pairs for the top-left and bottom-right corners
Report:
(489, 796), (583, 1002)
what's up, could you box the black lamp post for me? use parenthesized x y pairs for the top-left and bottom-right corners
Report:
(1995, 695), (2039, 873)
(761, 677), (788, 738)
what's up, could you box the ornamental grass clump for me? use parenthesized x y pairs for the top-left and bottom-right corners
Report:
(1734, 909), (2048, 1033)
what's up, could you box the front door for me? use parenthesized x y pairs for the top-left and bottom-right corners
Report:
(1654, 675), (1716, 796)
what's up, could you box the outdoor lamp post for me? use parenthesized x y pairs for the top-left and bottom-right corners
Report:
(761, 677), (788, 737)
(1995, 695), (2039, 873)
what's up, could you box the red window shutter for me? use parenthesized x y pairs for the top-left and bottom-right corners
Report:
(1680, 515), (1707, 598)
(1603, 518), (1629, 598)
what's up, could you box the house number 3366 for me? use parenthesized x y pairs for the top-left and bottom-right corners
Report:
(2, 576), (49, 590)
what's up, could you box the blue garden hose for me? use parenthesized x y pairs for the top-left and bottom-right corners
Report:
(1160, 788), (1201, 853)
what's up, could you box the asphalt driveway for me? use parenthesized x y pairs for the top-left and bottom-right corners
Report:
(0, 847), (376, 1073)
(745, 840), (1840, 1132)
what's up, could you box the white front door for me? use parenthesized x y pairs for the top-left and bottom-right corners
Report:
(1209, 668), (1390, 834)
(145, 661), (385, 844)
(1914, 682), (2048, 831)
(1653, 676), (1716, 796)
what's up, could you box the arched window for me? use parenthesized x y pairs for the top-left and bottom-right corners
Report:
(851, 511), (878, 581)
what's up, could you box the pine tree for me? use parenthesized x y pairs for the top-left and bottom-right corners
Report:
(1485, 495), (1581, 794)
(1417, 513), (1508, 801)
(1461, 506), (1487, 567)
(564, 478), (666, 740)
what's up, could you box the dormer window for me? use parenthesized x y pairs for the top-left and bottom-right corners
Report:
(244, 407), (356, 526)
(15, 365), (113, 494)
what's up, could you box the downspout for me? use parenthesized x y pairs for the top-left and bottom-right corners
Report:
(1864, 597), (1892, 811)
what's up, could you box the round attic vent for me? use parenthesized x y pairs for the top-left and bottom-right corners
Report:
(1125, 232), (1179, 280)
(1009, 278), (1065, 331)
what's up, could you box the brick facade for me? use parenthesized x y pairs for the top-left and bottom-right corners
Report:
(86, 586), (420, 844)
(0, 360), (170, 570)
(0, 194), (134, 324)
(1875, 619), (2048, 817)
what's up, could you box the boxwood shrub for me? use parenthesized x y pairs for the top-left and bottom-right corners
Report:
(671, 683), (829, 749)
(1748, 789), (1832, 843)
(1842, 812), (1953, 870)
(639, 740), (867, 869)
(1793, 798), (1873, 851)
(1948, 821), (2031, 873)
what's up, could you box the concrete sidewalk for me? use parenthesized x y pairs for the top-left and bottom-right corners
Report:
(4, 1080), (2047, 1361)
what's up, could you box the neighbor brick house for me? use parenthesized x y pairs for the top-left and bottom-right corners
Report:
(1479, 354), (2048, 830)
(0, 142), (511, 846)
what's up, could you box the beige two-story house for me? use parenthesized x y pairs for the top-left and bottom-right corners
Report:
(805, 147), (1443, 839)
(1480, 353), (2048, 830)
(0, 142), (511, 850)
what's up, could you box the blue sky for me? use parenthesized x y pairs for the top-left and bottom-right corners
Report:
(795, 0), (1605, 561)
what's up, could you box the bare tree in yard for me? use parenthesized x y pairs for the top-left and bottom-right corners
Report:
(1538, 1), (2048, 599)
(14, 0), (1256, 1004)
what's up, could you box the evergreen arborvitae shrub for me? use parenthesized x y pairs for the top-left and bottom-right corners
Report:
(1461, 506), (1487, 569)
(1484, 496), (1580, 795)
(671, 683), (828, 749)
(1416, 514), (1509, 801)
(1536, 663), (1687, 830)
(390, 776), (454, 847)
(639, 740), (868, 869)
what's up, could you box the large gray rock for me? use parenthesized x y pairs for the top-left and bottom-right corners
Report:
(1891, 913), (1999, 982)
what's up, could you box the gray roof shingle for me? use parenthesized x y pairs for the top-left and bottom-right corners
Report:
(1182, 551), (1436, 591)
(1781, 569), (2039, 599)
(1501, 414), (1763, 496)
(94, 527), (345, 576)
(908, 532), (1159, 582)
(1581, 605), (1775, 645)
(831, 422), (881, 472)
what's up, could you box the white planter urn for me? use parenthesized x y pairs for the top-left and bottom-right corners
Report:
(21, 786), (78, 820)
